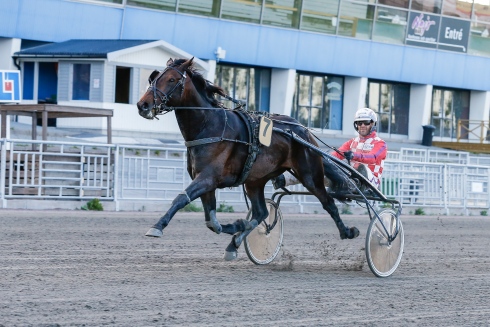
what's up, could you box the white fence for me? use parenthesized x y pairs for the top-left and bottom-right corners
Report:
(1, 139), (489, 213)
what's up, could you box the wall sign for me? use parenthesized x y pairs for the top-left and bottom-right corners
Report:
(406, 12), (470, 53)
(438, 17), (470, 53)
(406, 12), (440, 49)
(0, 70), (21, 103)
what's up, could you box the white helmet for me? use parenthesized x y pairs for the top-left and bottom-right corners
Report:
(353, 108), (377, 133)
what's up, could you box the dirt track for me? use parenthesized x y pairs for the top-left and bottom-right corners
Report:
(1, 209), (490, 326)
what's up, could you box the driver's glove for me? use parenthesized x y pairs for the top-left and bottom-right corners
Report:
(343, 150), (354, 161)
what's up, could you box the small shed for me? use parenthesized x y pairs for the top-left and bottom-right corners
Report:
(11, 40), (210, 136)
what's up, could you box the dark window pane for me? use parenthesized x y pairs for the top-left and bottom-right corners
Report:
(367, 80), (409, 135)
(115, 66), (131, 104)
(431, 87), (470, 138)
(294, 72), (344, 130)
(23, 62), (35, 100)
(214, 64), (270, 111)
(72, 64), (90, 101)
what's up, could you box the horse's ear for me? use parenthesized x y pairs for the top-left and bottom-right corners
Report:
(148, 70), (160, 84)
(166, 58), (174, 66)
(181, 57), (194, 72)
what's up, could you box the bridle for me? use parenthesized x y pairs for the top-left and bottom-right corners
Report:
(147, 66), (187, 118)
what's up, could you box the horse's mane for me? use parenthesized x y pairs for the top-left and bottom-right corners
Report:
(170, 59), (226, 107)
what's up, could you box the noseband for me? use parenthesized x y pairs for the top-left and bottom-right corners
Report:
(148, 66), (187, 116)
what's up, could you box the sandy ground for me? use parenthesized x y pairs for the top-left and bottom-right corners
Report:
(1, 209), (490, 326)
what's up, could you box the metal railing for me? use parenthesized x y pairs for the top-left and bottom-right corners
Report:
(1, 139), (489, 213)
(1, 139), (113, 200)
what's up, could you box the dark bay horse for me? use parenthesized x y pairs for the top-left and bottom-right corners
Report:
(137, 57), (359, 260)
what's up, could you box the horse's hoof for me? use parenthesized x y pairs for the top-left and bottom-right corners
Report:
(244, 219), (258, 231)
(224, 240), (238, 261)
(224, 250), (238, 261)
(205, 220), (222, 234)
(339, 226), (360, 240)
(350, 227), (360, 239)
(145, 228), (163, 238)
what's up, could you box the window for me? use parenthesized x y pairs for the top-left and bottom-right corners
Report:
(301, 0), (340, 34)
(378, 0), (409, 9)
(214, 65), (271, 112)
(221, 0), (262, 23)
(262, 0), (301, 28)
(366, 80), (409, 135)
(93, 0), (123, 3)
(442, 0), (472, 19)
(338, 1), (375, 39)
(372, 6), (408, 44)
(473, 0), (490, 22)
(431, 88), (470, 138)
(469, 21), (490, 56)
(23, 62), (35, 100)
(126, 0), (176, 11)
(410, 0), (442, 14)
(38, 62), (58, 103)
(178, 0), (221, 17)
(115, 66), (131, 104)
(291, 73), (344, 130)
(72, 64), (90, 101)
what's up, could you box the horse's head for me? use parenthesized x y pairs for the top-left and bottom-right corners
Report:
(137, 57), (194, 120)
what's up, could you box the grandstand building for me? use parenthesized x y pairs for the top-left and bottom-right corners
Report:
(1, 0), (489, 144)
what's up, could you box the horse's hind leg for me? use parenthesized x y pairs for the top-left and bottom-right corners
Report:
(300, 166), (359, 240)
(223, 185), (269, 261)
(320, 194), (359, 239)
(201, 191), (251, 235)
(201, 191), (222, 234)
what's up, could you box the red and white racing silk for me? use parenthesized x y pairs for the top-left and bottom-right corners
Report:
(332, 131), (387, 188)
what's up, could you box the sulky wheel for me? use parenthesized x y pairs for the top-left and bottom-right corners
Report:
(365, 209), (404, 277)
(244, 199), (284, 265)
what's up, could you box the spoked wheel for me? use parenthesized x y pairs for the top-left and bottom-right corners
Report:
(244, 199), (284, 265)
(365, 209), (404, 277)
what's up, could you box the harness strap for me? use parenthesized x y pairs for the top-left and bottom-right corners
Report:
(185, 137), (249, 147)
(231, 109), (261, 187)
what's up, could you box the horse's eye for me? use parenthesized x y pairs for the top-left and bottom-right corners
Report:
(169, 78), (175, 83)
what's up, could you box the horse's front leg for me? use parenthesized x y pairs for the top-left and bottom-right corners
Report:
(145, 179), (215, 238)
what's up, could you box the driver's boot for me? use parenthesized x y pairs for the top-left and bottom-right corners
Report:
(355, 165), (372, 195)
(271, 174), (286, 190)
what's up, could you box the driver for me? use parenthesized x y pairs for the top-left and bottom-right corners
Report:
(331, 108), (387, 190)
(272, 108), (387, 193)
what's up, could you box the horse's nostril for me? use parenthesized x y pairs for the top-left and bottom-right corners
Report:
(138, 101), (149, 111)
